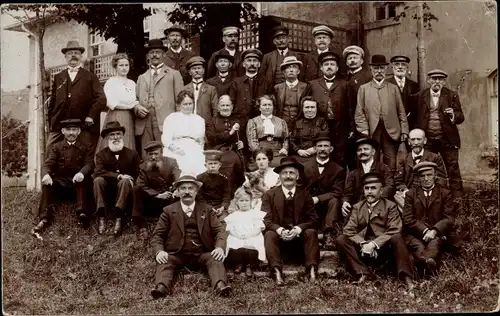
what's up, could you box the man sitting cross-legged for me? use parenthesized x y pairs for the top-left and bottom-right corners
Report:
(150, 175), (231, 298)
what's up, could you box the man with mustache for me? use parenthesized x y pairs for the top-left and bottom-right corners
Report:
(342, 138), (394, 220)
(302, 132), (346, 250)
(151, 175), (231, 298)
(336, 172), (414, 288)
(135, 39), (183, 160)
(132, 141), (180, 240)
(206, 51), (236, 97)
(263, 157), (320, 285)
(163, 25), (196, 85)
(301, 25), (337, 83)
(33, 119), (94, 236)
(207, 26), (245, 79)
(93, 121), (141, 236)
(394, 129), (448, 210)
(182, 56), (218, 122)
(413, 69), (465, 198)
(47, 41), (106, 156)
(355, 54), (409, 172)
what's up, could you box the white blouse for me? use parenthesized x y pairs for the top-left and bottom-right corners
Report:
(103, 76), (138, 110)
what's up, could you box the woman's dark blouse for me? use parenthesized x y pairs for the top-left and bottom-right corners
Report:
(290, 116), (329, 154)
(206, 114), (245, 150)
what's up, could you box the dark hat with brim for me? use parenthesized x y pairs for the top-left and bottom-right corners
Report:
(274, 156), (304, 174)
(314, 131), (332, 144)
(413, 161), (438, 174)
(319, 51), (340, 65)
(164, 25), (187, 37)
(391, 55), (410, 63)
(362, 172), (385, 186)
(356, 137), (379, 149)
(100, 121), (126, 138)
(61, 40), (85, 54)
(60, 119), (82, 128)
(144, 141), (163, 152)
(214, 51), (235, 64)
(186, 56), (206, 69)
(273, 25), (289, 38)
(204, 149), (223, 161)
(145, 39), (168, 52)
(173, 174), (203, 189)
(369, 54), (389, 66)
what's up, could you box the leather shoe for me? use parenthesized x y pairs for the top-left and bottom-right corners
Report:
(139, 227), (149, 240)
(151, 283), (170, 299)
(354, 274), (368, 285)
(245, 265), (254, 277)
(78, 213), (90, 229)
(113, 218), (122, 236)
(404, 276), (415, 290)
(33, 218), (48, 233)
(426, 258), (438, 275)
(308, 266), (317, 283)
(215, 281), (232, 297)
(234, 264), (243, 274)
(273, 267), (284, 286)
(98, 217), (106, 234)
(323, 232), (336, 250)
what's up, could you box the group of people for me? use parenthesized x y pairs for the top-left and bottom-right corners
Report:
(33, 22), (466, 298)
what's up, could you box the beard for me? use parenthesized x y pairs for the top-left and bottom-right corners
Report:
(146, 159), (164, 172)
(108, 139), (124, 152)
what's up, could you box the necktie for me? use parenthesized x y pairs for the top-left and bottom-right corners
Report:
(185, 207), (192, 217)
(193, 81), (202, 91)
(287, 191), (293, 200)
(398, 81), (404, 91)
(280, 50), (285, 56)
(413, 155), (423, 163)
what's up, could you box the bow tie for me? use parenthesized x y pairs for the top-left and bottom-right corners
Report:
(324, 78), (335, 83)
(318, 161), (328, 168)
(279, 50), (286, 56)
(431, 92), (440, 98)
(219, 72), (228, 78)
(68, 67), (79, 73)
(413, 155), (423, 161)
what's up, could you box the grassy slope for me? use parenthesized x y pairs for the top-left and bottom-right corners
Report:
(2, 187), (499, 314)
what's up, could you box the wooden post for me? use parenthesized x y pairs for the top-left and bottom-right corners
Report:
(416, 2), (426, 90)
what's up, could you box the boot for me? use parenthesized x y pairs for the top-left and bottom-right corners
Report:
(113, 218), (122, 236)
(98, 217), (106, 235)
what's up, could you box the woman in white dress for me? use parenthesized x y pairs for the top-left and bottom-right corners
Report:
(224, 187), (266, 277)
(96, 53), (138, 153)
(162, 90), (206, 176)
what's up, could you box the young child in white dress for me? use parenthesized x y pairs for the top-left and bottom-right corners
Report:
(224, 187), (266, 277)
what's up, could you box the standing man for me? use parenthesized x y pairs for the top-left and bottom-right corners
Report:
(355, 54), (409, 172)
(263, 157), (320, 285)
(344, 45), (372, 171)
(206, 51), (235, 96)
(260, 26), (301, 91)
(135, 39), (184, 159)
(182, 56), (218, 122)
(207, 26), (244, 79)
(47, 40), (106, 155)
(305, 52), (350, 167)
(301, 25), (335, 83)
(388, 55), (420, 130)
(414, 69), (465, 198)
(302, 132), (345, 249)
(163, 25), (196, 85)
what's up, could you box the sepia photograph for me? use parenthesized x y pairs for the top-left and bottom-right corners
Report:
(1, 1), (498, 314)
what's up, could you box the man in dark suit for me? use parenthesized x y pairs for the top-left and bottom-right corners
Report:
(163, 25), (196, 85)
(260, 26), (301, 91)
(207, 26), (245, 79)
(47, 41), (106, 156)
(305, 51), (350, 167)
(394, 129), (448, 209)
(206, 51), (235, 97)
(263, 157), (321, 285)
(93, 121), (141, 236)
(150, 175), (231, 298)
(33, 119), (94, 236)
(301, 25), (336, 83)
(335, 172), (414, 288)
(388, 56), (420, 131)
(402, 162), (458, 275)
(132, 141), (180, 239)
(342, 138), (394, 219)
(303, 132), (345, 249)
(414, 69), (465, 198)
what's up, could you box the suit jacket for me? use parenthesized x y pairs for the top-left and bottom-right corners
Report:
(151, 201), (227, 255)
(207, 48), (245, 79)
(164, 47), (196, 85)
(303, 159), (345, 202)
(273, 81), (308, 118)
(343, 160), (395, 205)
(402, 184), (456, 238)
(414, 87), (465, 147)
(388, 76), (420, 129)
(182, 82), (218, 122)
(206, 73), (235, 97)
(395, 150), (448, 190)
(136, 157), (181, 196)
(135, 65), (184, 134)
(48, 68), (106, 133)
(228, 75), (270, 121)
(355, 80), (409, 141)
(263, 186), (319, 232)
(93, 147), (141, 181)
(344, 198), (402, 248)
(260, 49), (301, 91)
(347, 68), (372, 130)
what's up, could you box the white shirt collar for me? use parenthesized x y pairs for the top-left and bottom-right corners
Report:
(278, 48), (289, 55)
(361, 158), (374, 173)
(170, 46), (182, 54)
(395, 76), (406, 85)
(367, 200), (380, 210)
(349, 67), (363, 74)
(286, 79), (299, 88)
(226, 48), (236, 56)
(412, 149), (425, 159)
(431, 89), (441, 97)
(373, 78), (385, 86)
(192, 79), (204, 84)
(67, 141), (76, 146)
(151, 63), (164, 70)
(282, 186), (296, 197)
(261, 114), (273, 120)
(67, 65), (81, 71)
(317, 48), (328, 55)
(180, 201), (196, 213)
(317, 157), (329, 165)
(246, 72), (257, 78)
(324, 75), (336, 81)
(219, 71), (229, 78)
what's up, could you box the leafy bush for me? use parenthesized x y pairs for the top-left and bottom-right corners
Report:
(1, 114), (28, 177)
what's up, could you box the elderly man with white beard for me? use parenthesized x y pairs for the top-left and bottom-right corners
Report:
(93, 121), (141, 236)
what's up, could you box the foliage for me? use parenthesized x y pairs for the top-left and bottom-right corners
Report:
(390, 2), (439, 31)
(1, 115), (28, 177)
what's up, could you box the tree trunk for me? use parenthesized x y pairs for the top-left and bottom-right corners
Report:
(37, 29), (47, 160)
(416, 3), (426, 90)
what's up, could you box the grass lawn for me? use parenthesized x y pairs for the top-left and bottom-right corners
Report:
(2, 187), (499, 314)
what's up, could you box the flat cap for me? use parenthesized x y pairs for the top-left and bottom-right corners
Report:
(164, 25), (187, 37)
(144, 141), (163, 152)
(362, 172), (385, 185)
(391, 55), (411, 63)
(203, 149), (223, 161)
(222, 26), (240, 36)
(342, 45), (364, 59)
(413, 161), (438, 173)
(312, 25), (334, 38)
(242, 48), (263, 61)
(319, 51), (340, 65)
(273, 25), (289, 38)
(356, 137), (379, 149)
(427, 69), (448, 78)
(60, 119), (82, 128)
(186, 56), (206, 69)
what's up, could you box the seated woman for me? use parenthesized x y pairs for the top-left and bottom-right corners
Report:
(205, 95), (245, 193)
(289, 96), (329, 163)
(161, 90), (206, 176)
(224, 187), (266, 277)
(246, 95), (289, 168)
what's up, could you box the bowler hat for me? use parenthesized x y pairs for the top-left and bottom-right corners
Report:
(312, 25), (334, 38)
(186, 56), (206, 69)
(356, 137), (379, 150)
(214, 51), (235, 64)
(319, 51), (340, 65)
(362, 172), (385, 185)
(391, 55), (411, 63)
(274, 156), (304, 174)
(369, 54), (389, 66)
(314, 131), (331, 144)
(164, 25), (187, 37)
(272, 25), (289, 38)
(100, 121), (126, 138)
(342, 45), (364, 59)
(280, 56), (302, 70)
(144, 141), (163, 152)
(61, 40), (85, 54)
(427, 69), (448, 78)
(145, 39), (167, 52)
(413, 161), (438, 174)
(242, 48), (263, 61)
(60, 119), (82, 128)
(173, 174), (203, 189)
(204, 149), (223, 161)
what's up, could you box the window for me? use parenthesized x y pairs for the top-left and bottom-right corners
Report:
(261, 3), (269, 16)
(374, 3), (397, 21)
(90, 30), (105, 57)
(144, 16), (151, 42)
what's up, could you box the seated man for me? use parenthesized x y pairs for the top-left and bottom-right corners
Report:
(196, 150), (231, 219)
(150, 175), (231, 298)
(335, 172), (414, 288)
(342, 138), (394, 218)
(402, 161), (457, 275)
(93, 121), (141, 236)
(303, 132), (345, 249)
(263, 157), (320, 286)
(394, 128), (448, 209)
(132, 141), (180, 238)
(33, 119), (94, 235)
